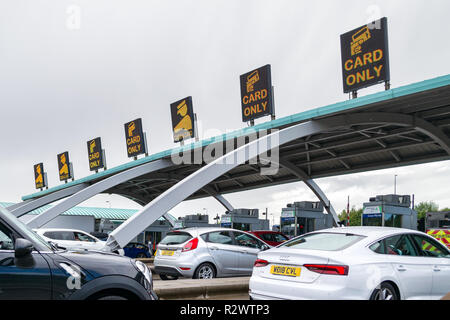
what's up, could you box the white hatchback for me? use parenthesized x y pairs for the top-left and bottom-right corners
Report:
(35, 228), (124, 255)
(249, 227), (450, 300)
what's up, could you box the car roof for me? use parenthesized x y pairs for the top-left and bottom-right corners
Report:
(311, 226), (421, 238)
(169, 227), (255, 236)
(250, 230), (282, 234)
(36, 228), (91, 234)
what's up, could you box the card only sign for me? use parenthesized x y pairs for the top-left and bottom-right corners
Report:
(240, 64), (274, 122)
(340, 17), (390, 93)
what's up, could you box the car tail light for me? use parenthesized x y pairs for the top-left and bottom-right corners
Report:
(254, 259), (269, 267)
(304, 264), (349, 276)
(182, 238), (198, 252)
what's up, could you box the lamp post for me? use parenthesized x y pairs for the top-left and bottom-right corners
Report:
(394, 175), (398, 195)
(269, 213), (275, 230)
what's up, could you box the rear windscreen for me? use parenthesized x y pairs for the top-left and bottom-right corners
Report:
(283, 233), (365, 251)
(159, 232), (193, 245)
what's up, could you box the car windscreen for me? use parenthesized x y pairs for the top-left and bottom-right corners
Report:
(274, 233), (289, 242)
(0, 206), (53, 252)
(282, 232), (365, 251)
(159, 231), (193, 245)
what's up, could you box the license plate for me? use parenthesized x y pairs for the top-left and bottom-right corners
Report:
(160, 250), (175, 256)
(270, 265), (301, 277)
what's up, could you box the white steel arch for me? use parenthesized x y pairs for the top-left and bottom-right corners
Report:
(104, 112), (450, 251)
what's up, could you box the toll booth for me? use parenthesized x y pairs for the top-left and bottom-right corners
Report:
(137, 219), (172, 251)
(220, 209), (269, 231)
(426, 211), (450, 230)
(172, 214), (217, 229)
(362, 194), (417, 230)
(280, 201), (334, 238)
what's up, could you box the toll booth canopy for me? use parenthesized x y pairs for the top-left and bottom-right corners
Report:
(280, 201), (334, 238)
(362, 195), (417, 230)
(220, 209), (269, 231)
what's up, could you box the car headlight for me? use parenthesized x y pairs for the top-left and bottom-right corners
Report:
(133, 260), (153, 291)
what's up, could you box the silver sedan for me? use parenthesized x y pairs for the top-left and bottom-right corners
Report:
(154, 227), (271, 280)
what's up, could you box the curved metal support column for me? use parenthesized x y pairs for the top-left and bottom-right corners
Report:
(104, 111), (450, 251)
(279, 159), (339, 225)
(112, 187), (233, 226)
(105, 121), (327, 251)
(6, 200), (33, 212)
(110, 175), (235, 212)
(162, 213), (177, 227)
(26, 159), (173, 229)
(11, 184), (89, 218)
(109, 191), (177, 228)
(212, 194), (234, 212)
(203, 186), (235, 212)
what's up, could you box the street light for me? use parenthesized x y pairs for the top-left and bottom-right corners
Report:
(394, 175), (398, 195)
(269, 213), (275, 230)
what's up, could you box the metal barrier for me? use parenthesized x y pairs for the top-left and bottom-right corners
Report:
(153, 277), (250, 300)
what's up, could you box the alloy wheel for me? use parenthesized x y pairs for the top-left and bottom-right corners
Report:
(198, 265), (214, 279)
(374, 287), (395, 300)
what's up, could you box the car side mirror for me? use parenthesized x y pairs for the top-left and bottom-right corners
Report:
(261, 244), (270, 251)
(15, 238), (34, 258)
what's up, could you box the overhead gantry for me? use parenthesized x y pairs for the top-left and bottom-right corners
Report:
(14, 74), (450, 251)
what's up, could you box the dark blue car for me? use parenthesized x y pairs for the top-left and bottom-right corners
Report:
(124, 242), (152, 259)
(0, 207), (156, 300)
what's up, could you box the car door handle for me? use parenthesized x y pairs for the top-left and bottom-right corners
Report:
(396, 265), (407, 272)
(209, 246), (219, 251)
(433, 266), (441, 272)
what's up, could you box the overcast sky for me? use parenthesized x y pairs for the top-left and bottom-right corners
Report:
(1, 0), (450, 225)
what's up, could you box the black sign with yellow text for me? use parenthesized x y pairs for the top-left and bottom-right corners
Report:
(33, 163), (46, 189)
(340, 17), (390, 93)
(57, 151), (72, 181)
(87, 137), (104, 171)
(124, 118), (146, 158)
(240, 65), (273, 122)
(170, 97), (195, 142)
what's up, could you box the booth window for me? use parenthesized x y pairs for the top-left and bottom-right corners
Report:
(384, 214), (402, 228)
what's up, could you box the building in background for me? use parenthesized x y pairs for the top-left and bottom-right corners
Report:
(362, 195), (417, 230)
(424, 211), (449, 249)
(280, 201), (334, 238)
(220, 209), (269, 231)
(173, 214), (217, 229)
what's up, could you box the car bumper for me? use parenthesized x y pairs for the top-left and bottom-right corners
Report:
(249, 274), (369, 300)
(154, 266), (185, 277)
(154, 263), (195, 278)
